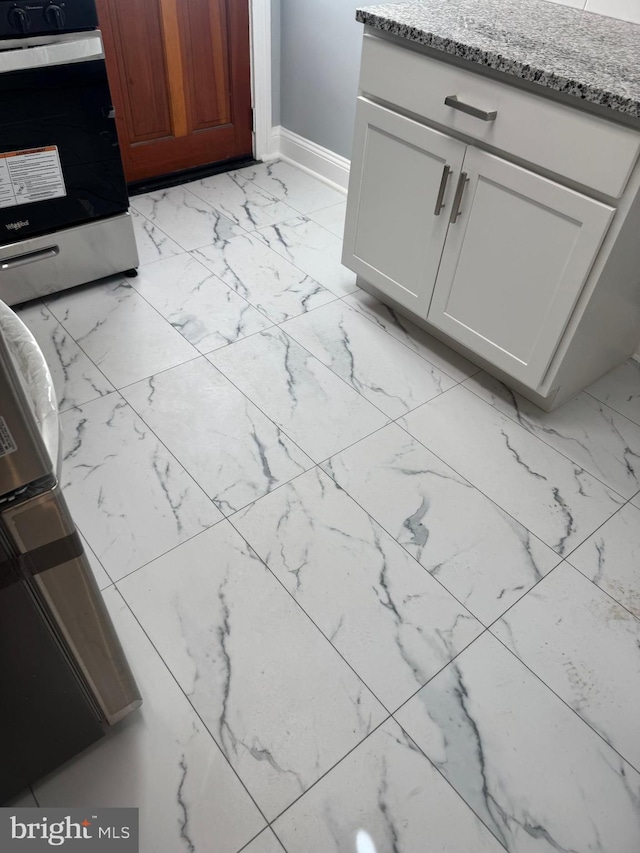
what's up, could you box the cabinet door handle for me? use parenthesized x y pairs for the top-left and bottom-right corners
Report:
(445, 95), (497, 122)
(433, 165), (452, 216)
(449, 172), (469, 224)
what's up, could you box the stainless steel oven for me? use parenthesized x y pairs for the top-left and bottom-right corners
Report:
(0, 299), (141, 804)
(0, 1), (138, 305)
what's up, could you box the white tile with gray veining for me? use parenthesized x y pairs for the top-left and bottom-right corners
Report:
(465, 371), (640, 499)
(26, 160), (639, 851)
(241, 160), (346, 214)
(321, 423), (560, 625)
(193, 232), (336, 325)
(15, 302), (114, 412)
(273, 718), (504, 853)
(345, 289), (479, 383)
(587, 357), (640, 427)
(129, 207), (184, 266)
(396, 632), (640, 853)
(256, 216), (358, 297)
(60, 393), (221, 580)
(307, 202), (347, 238)
(122, 358), (312, 516)
(45, 278), (197, 389)
(493, 562), (640, 769)
(208, 328), (389, 463)
(35, 588), (266, 853)
(567, 501), (640, 618)
(233, 467), (482, 710)
(401, 385), (624, 555)
(130, 185), (245, 251)
(280, 300), (457, 418)
(117, 521), (386, 820)
(131, 253), (272, 353)
(186, 171), (300, 233)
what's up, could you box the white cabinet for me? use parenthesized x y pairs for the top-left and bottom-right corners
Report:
(344, 97), (614, 387)
(343, 33), (640, 407)
(429, 148), (614, 385)
(344, 99), (465, 315)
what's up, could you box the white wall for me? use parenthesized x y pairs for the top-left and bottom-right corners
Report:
(275, 0), (640, 159)
(278, 0), (371, 159)
(271, 0), (281, 126)
(547, 0), (640, 20)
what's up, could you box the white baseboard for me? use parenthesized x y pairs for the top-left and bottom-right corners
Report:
(269, 126), (350, 193)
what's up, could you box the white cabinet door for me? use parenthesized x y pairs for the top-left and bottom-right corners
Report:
(428, 148), (614, 387)
(343, 97), (466, 315)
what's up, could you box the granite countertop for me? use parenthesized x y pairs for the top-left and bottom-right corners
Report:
(356, 0), (640, 119)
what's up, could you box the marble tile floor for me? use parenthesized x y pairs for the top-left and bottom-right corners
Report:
(13, 160), (640, 853)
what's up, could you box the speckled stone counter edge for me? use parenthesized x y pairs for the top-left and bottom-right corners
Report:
(356, 10), (640, 118)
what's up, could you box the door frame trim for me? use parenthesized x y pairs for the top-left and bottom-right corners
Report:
(250, 0), (275, 161)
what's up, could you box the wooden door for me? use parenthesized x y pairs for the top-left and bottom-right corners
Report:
(342, 97), (465, 315)
(428, 148), (614, 387)
(97, 0), (252, 183)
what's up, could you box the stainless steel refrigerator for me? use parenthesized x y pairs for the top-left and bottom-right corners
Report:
(0, 300), (141, 803)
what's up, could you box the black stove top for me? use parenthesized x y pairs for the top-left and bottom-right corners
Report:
(0, 0), (97, 39)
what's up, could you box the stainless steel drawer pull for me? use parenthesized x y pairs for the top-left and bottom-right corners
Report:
(433, 165), (452, 216)
(445, 95), (497, 122)
(449, 172), (469, 224)
(0, 246), (59, 271)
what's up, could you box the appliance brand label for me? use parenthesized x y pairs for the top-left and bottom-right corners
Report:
(0, 416), (18, 458)
(0, 809), (138, 851)
(0, 146), (66, 212)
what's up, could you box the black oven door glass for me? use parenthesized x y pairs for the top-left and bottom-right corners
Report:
(0, 58), (128, 244)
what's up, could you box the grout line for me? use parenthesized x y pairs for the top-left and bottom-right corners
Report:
(237, 827), (288, 853)
(389, 711), (512, 853)
(317, 445), (503, 630)
(200, 352), (319, 465)
(188, 230), (341, 324)
(561, 557), (640, 623)
(339, 293), (479, 385)
(392, 411), (621, 561)
(115, 352), (203, 394)
(584, 388), (640, 431)
(104, 518), (225, 588)
(278, 302), (468, 422)
(273, 325), (396, 423)
(125, 248), (278, 350)
(110, 587), (271, 827)
(60, 388), (224, 587)
(227, 507), (395, 714)
(561, 490), (637, 561)
(114, 536), (400, 840)
(461, 378), (637, 502)
(42, 292), (122, 403)
(260, 715), (393, 827)
(129, 206), (188, 264)
(487, 619), (640, 777)
(564, 534), (640, 625)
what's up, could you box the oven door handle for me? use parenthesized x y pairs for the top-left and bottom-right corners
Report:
(0, 33), (104, 73)
(1, 246), (59, 271)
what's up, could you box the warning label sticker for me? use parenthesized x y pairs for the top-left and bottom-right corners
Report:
(0, 146), (66, 209)
(0, 416), (17, 458)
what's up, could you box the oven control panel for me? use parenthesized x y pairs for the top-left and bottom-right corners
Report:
(0, 0), (97, 38)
